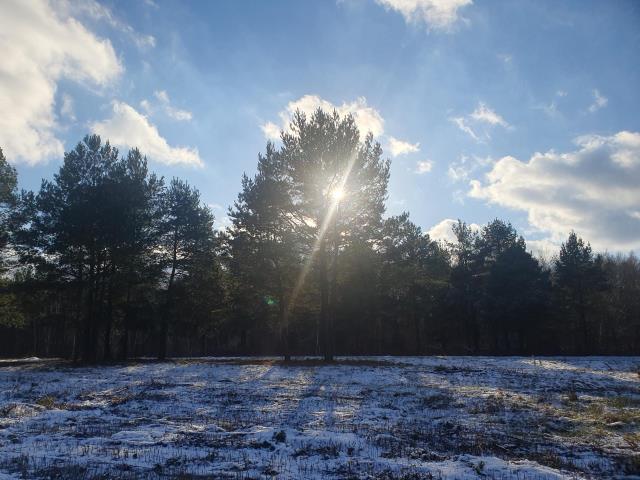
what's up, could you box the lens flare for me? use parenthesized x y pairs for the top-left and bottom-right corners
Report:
(285, 153), (357, 318)
(330, 187), (345, 201)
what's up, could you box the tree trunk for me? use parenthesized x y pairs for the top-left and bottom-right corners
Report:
(578, 289), (589, 354)
(32, 316), (39, 357)
(159, 233), (178, 360)
(412, 291), (420, 355)
(73, 267), (83, 362)
(467, 302), (479, 354)
(413, 311), (421, 355)
(275, 263), (290, 362)
(120, 325), (129, 361)
(319, 240), (332, 361)
(103, 263), (115, 361)
(328, 232), (339, 359)
(72, 328), (79, 362)
(82, 251), (97, 363)
(278, 291), (291, 361)
(120, 282), (132, 361)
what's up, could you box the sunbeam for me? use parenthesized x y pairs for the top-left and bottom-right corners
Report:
(284, 151), (359, 321)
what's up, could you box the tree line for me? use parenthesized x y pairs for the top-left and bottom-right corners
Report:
(1, 109), (638, 361)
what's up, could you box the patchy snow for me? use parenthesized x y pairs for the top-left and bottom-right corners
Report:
(0, 357), (45, 363)
(0, 356), (638, 479)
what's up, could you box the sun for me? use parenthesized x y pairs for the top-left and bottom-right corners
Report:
(330, 187), (345, 201)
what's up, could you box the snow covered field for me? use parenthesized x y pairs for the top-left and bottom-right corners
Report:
(0, 357), (638, 479)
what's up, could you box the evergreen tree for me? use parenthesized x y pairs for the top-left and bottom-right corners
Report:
(600, 253), (640, 353)
(380, 213), (449, 354)
(280, 109), (390, 360)
(227, 144), (301, 359)
(335, 239), (381, 353)
(448, 220), (482, 352)
(554, 232), (606, 353)
(33, 135), (122, 361)
(104, 148), (164, 360)
(158, 178), (216, 359)
(483, 240), (549, 353)
(0, 147), (18, 273)
(2, 131), (639, 359)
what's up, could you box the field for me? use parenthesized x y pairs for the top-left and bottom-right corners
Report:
(0, 357), (638, 479)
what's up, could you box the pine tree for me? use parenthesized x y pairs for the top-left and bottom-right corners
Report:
(105, 148), (164, 360)
(554, 231), (606, 353)
(483, 240), (549, 353)
(380, 213), (449, 354)
(227, 143), (301, 359)
(280, 109), (390, 360)
(449, 220), (481, 352)
(158, 178), (215, 359)
(34, 135), (122, 362)
(0, 147), (18, 273)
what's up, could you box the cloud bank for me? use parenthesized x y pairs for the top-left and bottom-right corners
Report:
(262, 95), (385, 140)
(375, 0), (473, 31)
(92, 102), (203, 167)
(469, 131), (640, 251)
(427, 218), (481, 243)
(0, 0), (122, 164)
(261, 95), (420, 159)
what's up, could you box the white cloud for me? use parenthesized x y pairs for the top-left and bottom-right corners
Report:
(154, 90), (170, 103)
(470, 102), (509, 127)
(535, 91), (568, 118)
(414, 160), (433, 174)
(0, 0), (122, 164)
(447, 154), (493, 182)
(68, 0), (156, 50)
(262, 95), (385, 140)
(451, 102), (510, 142)
(214, 215), (232, 231)
(140, 99), (152, 114)
(540, 101), (559, 118)
(469, 131), (640, 251)
(452, 188), (466, 204)
(375, 0), (473, 31)
(450, 117), (479, 141)
(588, 89), (608, 113)
(151, 90), (193, 122)
(166, 108), (192, 122)
(261, 122), (281, 140)
(60, 93), (76, 121)
(262, 95), (421, 160)
(209, 203), (232, 231)
(428, 218), (559, 257)
(448, 164), (468, 182)
(153, 90), (193, 122)
(427, 218), (481, 243)
(526, 238), (561, 260)
(91, 101), (203, 167)
(388, 136), (420, 156)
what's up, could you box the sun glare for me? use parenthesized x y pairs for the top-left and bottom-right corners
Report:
(330, 187), (345, 201)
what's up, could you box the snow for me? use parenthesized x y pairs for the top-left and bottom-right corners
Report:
(0, 356), (638, 479)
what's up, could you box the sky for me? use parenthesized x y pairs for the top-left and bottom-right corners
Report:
(1, 0), (639, 255)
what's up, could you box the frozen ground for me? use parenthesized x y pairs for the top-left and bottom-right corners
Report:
(0, 357), (638, 479)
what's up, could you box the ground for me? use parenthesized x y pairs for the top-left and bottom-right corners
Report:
(0, 357), (638, 479)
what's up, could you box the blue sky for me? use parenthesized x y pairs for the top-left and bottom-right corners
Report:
(2, 0), (639, 253)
